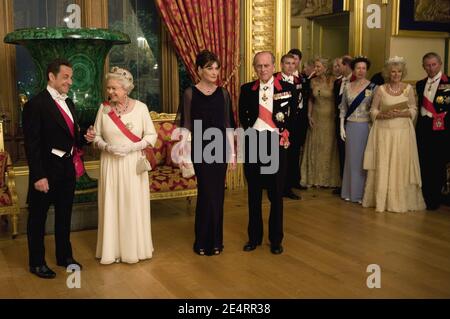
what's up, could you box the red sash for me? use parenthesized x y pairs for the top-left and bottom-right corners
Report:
(258, 104), (290, 148)
(106, 107), (141, 142)
(423, 96), (446, 131)
(258, 104), (276, 128)
(54, 100), (85, 178)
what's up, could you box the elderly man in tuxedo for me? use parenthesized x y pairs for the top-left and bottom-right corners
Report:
(416, 52), (450, 210)
(239, 51), (298, 255)
(23, 58), (95, 278)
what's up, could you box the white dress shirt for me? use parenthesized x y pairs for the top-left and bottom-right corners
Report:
(47, 85), (74, 157)
(253, 76), (275, 132)
(421, 71), (442, 118)
(281, 72), (294, 84)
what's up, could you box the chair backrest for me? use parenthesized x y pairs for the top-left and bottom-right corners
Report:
(149, 112), (177, 165)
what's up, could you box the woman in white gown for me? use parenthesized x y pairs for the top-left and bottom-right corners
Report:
(93, 67), (157, 264)
(362, 57), (426, 213)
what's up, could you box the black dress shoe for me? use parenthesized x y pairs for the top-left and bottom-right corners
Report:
(426, 204), (440, 211)
(243, 242), (260, 252)
(270, 245), (283, 255)
(57, 258), (83, 270)
(30, 264), (56, 279)
(283, 190), (300, 200)
(332, 187), (342, 195)
(194, 248), (205, 256)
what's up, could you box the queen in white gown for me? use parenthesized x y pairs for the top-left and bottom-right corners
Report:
(93, 67), (157, 264)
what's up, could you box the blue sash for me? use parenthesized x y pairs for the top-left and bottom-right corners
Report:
(345, 82), (376, 120)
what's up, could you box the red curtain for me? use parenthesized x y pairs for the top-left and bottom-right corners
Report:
(155, 0), (240, 120)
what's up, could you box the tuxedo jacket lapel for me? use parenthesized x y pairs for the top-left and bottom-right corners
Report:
(250, 80), (260, 112)
(43, 90), (74, 138)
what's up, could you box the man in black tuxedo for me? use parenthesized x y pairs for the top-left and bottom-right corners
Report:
(416, 52), (450, 210)
(239, 51), (298, 255)
(22, 59), (95, 278)
(288, 49), (309, 192)
(332, 55), (353, 195)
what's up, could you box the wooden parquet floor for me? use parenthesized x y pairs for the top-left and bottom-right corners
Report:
(1, 188), (449, 298)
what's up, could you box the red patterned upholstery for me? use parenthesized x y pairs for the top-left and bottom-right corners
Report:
(152, 122), (167, 165)
(0, 188), (12, 206)
(0, 152), (7, 189)
(151, 121), (178, 165)
(147, 116), (197, 200)
(0, 151), (12, 206)
(165, 141), (177, 167)
(143, 147), (157, 170)
(150, 165), (197, 193)
(0, 149), (20, 238)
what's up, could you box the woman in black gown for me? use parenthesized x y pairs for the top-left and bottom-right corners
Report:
(179, 50), (236, 256)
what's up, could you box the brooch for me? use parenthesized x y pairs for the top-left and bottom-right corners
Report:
(275, 112), (285, 122)
(436, 96), (444, 104)
(125, 122), (134, 131)
(103, 105), (111, 114)
(365, 89), (372, 97)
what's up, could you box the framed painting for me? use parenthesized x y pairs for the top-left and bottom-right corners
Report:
(392, 0), (450, 37)
(291, 0), (349, 19)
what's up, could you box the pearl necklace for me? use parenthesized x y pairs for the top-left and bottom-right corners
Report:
(388, 84), (401, 94)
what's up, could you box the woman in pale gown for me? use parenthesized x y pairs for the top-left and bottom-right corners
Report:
(93, 67), (157, 264)
(339, 56), (376, 203)
(362, 57), (426, 213)
(301, 57), (341, 187)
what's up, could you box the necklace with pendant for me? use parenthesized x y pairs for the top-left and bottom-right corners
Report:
(198, 84), (215, 95)
(114, 96), (129, 117)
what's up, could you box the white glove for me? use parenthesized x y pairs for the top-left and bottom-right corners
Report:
(108, 144), (132, 157)
(130, 140), (149, 152)
(340, 118), (346, 142)
(94, 137), (130, 156)
(94, 138), (110, 152)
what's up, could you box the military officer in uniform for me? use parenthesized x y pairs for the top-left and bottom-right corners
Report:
(274, 53), (306, 199)
(416, 52), (450, 210)
(239, 51), (298, 255)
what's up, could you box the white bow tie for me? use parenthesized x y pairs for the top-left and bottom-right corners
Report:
(283, 75), (294, 83)
(54, 93), (68, 102)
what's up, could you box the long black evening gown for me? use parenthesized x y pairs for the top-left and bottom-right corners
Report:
(180, 85), (235, 256)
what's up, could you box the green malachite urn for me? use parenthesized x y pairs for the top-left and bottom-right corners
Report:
(4, 27), (131, 202)
(4, 27), (130, 127)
